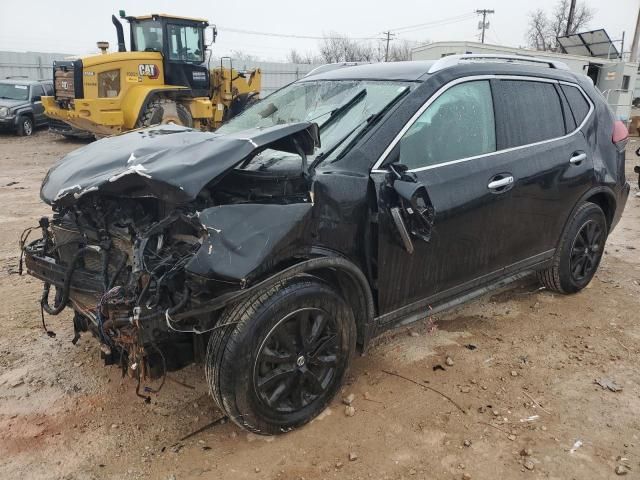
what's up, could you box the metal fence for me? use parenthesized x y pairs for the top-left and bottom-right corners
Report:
(0, 51), (320, 95)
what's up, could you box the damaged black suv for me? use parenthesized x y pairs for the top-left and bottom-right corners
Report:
(23, 55), (630, 434)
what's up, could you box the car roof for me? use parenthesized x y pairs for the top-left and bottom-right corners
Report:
(1, 78), (51, 85)
(301, 61), (436, 82)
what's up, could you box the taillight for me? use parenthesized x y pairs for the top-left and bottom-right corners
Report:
(612, 120), (629, 145)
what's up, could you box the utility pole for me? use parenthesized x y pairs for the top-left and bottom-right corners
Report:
(565, 0), (577, 36)
(631, 7), (640, 63)
(475, 9), (495, 44)
(383, 31), (395, 62)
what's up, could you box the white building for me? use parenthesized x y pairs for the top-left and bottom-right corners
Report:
(412, 41), (638, 122)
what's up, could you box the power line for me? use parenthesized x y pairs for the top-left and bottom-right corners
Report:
(219, 27), (379, 41)
(390, 12), (477, 34)
(221, 12), (477, 44)
(475, 9), (495, 44)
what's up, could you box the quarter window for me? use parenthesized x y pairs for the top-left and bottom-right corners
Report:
(399, 80), (496, 169)
(494, 80), (565, 148)
(560, 84), (590, 127)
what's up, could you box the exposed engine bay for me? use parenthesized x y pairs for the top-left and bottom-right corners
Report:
(22, 123), (319, 396)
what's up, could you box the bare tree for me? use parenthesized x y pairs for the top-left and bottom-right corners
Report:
(318, 33), (377, 63)
(527, 9), (552, 51)
(526, 0), (594, 51)
(229, 50), (261, 62)
(387, 39), (416, 61)
(550, 0), (594, 39)
(288, 49), (322, 64)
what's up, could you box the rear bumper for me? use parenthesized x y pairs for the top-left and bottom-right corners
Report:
(43, 96), (124, 136)
(611, 181), (630, 232)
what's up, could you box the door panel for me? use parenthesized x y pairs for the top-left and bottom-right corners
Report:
(373, 76), (594, 318)
(31, 85), (46, 125)
(374, 148), (523, 314)
(491, 78), (595, 254)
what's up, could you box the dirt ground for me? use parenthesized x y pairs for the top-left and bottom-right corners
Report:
(0, 129), (639, 480)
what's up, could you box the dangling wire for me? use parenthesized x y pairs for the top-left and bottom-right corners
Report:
(40, 301), (56, 338)
(18, 226), (38, 275)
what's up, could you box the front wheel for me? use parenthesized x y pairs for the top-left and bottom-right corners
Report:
(537, 202), (607, 293)
(205, 276), (356, 434)
(17, 116), (33, 136)
(135, 98), (193, 128)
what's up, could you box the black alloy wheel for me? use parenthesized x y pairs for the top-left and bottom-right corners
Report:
(254, 307), (339, 414)
(569, 220), (604, 283)
(205, 277), (356, 434)
(537, 202), (607, 294)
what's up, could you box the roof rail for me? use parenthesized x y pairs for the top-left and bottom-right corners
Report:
(427, 54), (571, 73)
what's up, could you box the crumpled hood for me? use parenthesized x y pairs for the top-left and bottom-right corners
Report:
(41, 123), (319, 206)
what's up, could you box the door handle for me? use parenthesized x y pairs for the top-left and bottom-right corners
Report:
(488, 175), (514, 190)
(570, 152), (587, 164)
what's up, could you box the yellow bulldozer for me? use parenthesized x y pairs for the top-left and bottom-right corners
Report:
(44, 11), (261, 137)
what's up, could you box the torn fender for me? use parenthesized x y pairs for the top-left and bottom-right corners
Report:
(41, 123), (319, 207)
(186, 203), (313, 282)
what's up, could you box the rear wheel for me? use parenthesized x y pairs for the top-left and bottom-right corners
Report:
(136, 98), (193, 128)
(205, 276), (356, 434)
(17, 116), (33, 136)
(537, 202), (607, 293)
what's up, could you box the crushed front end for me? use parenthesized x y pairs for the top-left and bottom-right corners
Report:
(21, 123), (319, 393)
(23, 196), (212, 386)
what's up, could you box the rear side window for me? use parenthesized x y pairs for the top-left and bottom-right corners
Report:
(560, 84), (590, 126)
(43, 83), (53, 96)
(399, 80), (496, 169)
(31, 85), (44, 100)
(493, 80), (565, 149)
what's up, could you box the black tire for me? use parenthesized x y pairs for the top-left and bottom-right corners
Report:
(135, 98), (193, 128)
(205, 276), (356, 435)
(537, 202), (607, 294)
(17, 116), (33, 136)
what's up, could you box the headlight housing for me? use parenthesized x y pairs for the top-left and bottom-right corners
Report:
(0, 106), (9, 117)
(98, 70), (121, 98)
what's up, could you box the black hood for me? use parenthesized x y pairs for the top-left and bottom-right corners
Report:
(41, 123), (320, 207)
(0, 98), (27, 109)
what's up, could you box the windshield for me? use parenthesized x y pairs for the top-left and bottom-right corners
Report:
(0, 83), (29, 101)
(218, 80), (411, 162)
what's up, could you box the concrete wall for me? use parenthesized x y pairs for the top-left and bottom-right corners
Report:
(0, 51), (74, 80)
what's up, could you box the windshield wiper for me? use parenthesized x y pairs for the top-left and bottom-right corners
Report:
(316, 89), (367, 131)
(311, 86), (410, 169)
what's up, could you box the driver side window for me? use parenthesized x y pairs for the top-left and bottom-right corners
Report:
(399, 80), (496, 170)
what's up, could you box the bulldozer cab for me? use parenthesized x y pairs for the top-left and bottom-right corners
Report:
(124, 13), (211, 96)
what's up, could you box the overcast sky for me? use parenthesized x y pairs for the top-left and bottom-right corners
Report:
(1, 0), (638, 61)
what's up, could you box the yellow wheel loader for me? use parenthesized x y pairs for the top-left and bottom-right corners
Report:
(43, 12), (261, 137)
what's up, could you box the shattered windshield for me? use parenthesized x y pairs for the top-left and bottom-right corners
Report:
(217, 80), (411, 162)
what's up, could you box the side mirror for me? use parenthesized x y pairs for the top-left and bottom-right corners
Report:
(385, 164), (435, 253)
(393, 179), (435, 242)
(32, 95), (41, 102)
